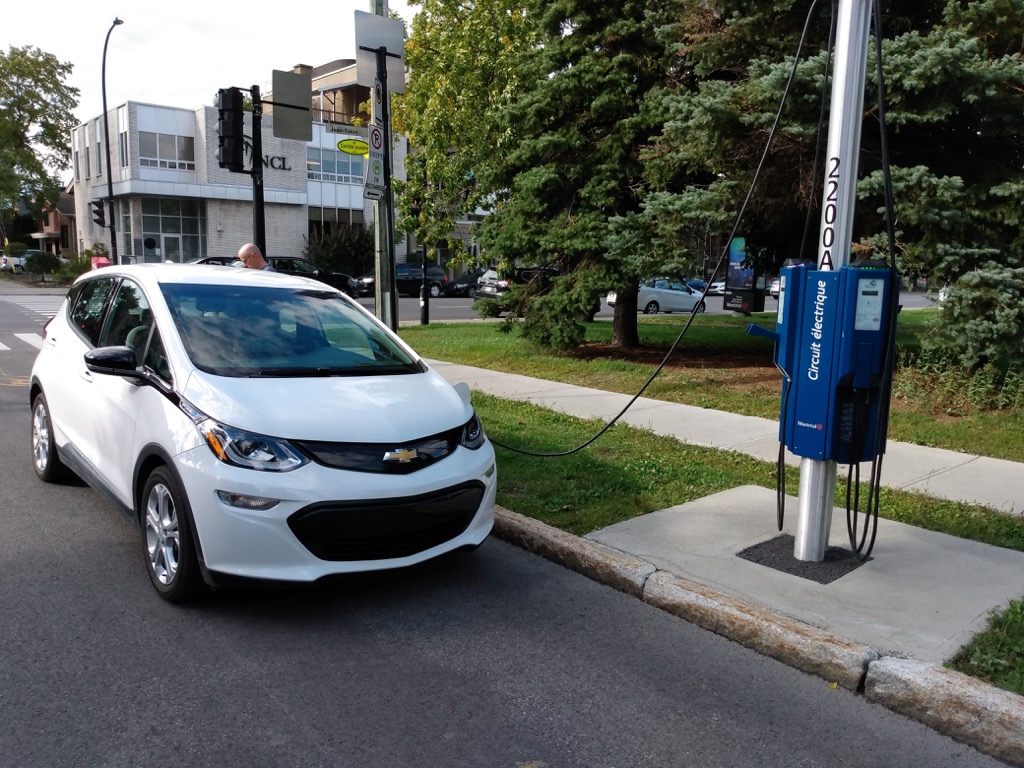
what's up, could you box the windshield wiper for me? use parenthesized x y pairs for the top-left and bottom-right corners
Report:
(250, 367), (350, 377)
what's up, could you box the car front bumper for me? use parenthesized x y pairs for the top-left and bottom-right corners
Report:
(175, 441), (497, 583)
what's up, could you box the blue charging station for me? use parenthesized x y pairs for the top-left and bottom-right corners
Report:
(751, 262), (894, 466)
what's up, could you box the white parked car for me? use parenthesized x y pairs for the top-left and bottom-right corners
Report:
(707, 279), (726, 295)
(29, 264), (496, 601)
(607, 277), (707, 315)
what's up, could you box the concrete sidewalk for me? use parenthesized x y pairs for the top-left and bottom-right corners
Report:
(432, 360), (1024, 765)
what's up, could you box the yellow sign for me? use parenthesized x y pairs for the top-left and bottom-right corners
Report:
(337, 139), (369, 156)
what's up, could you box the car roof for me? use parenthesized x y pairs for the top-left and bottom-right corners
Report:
(76, 262), (341, 293)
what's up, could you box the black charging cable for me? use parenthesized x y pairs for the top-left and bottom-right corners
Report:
(841, 0), (901, 561)
(490, 0), (830, 458)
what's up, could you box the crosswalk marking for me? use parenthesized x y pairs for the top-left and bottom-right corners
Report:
(0, 297), (65, 317)
(14, 333), (43, 349)
(0, 333), (43, 352)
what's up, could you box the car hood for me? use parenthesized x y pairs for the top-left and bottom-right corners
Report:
(180, 367), (473, 442)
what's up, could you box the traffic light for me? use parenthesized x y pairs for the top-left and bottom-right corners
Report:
(216, 87), (245, 173)
(91, 199), (105, 227)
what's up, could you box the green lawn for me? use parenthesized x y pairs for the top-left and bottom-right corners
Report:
(400, 312), (1024, 695)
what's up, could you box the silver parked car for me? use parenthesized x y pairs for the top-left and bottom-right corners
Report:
(607, 277), (707, 315)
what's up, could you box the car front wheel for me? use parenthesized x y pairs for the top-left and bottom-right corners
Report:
(31, 393), (70, 483)
(696, 301), (706, 313)
(643, 301), (660, 315)
(142, 466), (205, 602)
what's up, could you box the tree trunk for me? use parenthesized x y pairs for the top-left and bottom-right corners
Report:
(611, 280), (640, 348)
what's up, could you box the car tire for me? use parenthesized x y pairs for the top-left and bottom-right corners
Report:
(696, 301), (706, 313)
(14, 264), (24, 275)
(31, 393), (71, 483)
(429, 283), (442, 298)
(467, 286), (477, 298)
(141, 466), (205, 603)
(643, 301), (660, 315)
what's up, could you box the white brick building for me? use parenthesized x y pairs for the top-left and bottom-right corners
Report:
(71, 90), (409, 264)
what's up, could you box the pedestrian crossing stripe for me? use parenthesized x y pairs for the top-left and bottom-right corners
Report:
(0, 333), (43, 351)
(14, 333), (43, 349)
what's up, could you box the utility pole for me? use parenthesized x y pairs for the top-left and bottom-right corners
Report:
(794, 0), (874, 561)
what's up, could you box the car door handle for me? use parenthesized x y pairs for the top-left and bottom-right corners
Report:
(79, 369), (94, 383)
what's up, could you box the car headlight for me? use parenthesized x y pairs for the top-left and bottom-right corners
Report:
(180, 400), (309, 472)
(460, 411), (486, 450)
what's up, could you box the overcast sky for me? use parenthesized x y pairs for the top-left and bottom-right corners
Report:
(5, 0), (416, 125)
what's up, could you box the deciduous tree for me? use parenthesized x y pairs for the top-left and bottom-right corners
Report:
(0, 45), (79, 217)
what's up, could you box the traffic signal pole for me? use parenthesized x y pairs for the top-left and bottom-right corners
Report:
(250, 85), (266, 257)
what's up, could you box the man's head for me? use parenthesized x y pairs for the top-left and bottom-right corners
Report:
(237, 243), (268, 269)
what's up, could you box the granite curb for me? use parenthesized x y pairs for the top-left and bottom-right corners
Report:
(492, 506), (1024, 766)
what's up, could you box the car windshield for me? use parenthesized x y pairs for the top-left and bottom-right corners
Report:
(161, 283), (424, 377)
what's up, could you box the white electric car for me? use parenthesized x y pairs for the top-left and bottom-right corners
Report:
(29, 264), (496, 601)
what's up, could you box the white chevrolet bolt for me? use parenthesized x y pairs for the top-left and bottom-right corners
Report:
(30, 264), (496, 601)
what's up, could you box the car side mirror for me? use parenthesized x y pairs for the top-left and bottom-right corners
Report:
(85, 346), (145, 379)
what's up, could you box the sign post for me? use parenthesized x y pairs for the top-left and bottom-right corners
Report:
(355, 10), (405, 331)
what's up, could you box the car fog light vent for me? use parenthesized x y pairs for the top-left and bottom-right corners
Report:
(216, 491), (280, 511)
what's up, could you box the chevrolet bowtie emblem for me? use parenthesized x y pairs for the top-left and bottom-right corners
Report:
(383, 447), (419, 463)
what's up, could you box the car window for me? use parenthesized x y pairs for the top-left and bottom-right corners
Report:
(99, 279), (152, 349)
(161, 283), (424, 377)
(69, 277), (117, 345)
(274, 259), (318, 276)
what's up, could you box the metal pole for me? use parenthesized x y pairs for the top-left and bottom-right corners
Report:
(419, 243), (430, 325)
(101, 17), (123, 263)
(251, 85), (266, 257)
(373, 46), (399, 332)
(794, 0), (873, 561)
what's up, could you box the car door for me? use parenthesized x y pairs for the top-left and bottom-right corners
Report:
(43, 276), (118, 465)
(88, 278), (161, 505)
(665, 280), (697, 312)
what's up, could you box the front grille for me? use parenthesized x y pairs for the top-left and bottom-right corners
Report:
(287, 481), (486, 561)
(295, 426), (463, 475)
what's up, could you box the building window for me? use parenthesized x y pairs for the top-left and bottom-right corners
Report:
(140, 197), (206, 262)
(74, 150), (80, 182)
(306, 146), (363, 184)
(139, 131), (196, 170)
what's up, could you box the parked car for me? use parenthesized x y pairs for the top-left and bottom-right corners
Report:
(707, 279), (726, 295)
(447, 266), (489, 297)
(29, 264), (496, 601)
(474, 266), (557, 314)
(268, 257), (363, 297)
(686, 278), (708, 293)
(188, 255), (362, 296)
(358, 263), (450, 298)
(769, 277), (781, 298)
(607, 277), (707, 315)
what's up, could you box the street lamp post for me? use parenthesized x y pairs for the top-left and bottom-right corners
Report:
(102, 17), (123, 263)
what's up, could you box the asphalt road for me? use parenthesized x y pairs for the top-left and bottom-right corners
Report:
(0, 282), (994, 768)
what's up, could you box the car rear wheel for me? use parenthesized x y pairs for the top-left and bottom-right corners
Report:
(31, 393), (71, 483)
(429, 282), (442, 298)
(643, 301), (660, 315)
(142, 466), (205, 602)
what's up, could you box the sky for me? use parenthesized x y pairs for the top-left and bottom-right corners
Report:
(4, 0), (417, 125)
